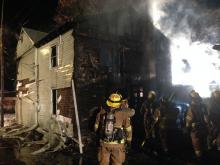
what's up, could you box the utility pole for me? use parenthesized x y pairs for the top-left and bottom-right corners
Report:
(0, 0), (4, 127)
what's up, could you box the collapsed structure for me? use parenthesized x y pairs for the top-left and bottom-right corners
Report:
(3, 7), (171, 154)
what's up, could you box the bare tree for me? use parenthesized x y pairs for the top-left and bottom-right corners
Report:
(53, 0), (131, 25)
(54, 0), (103, 25)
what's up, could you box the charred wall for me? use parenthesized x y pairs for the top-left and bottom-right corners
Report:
(72, 6), (171, 135)
(154, 29), (172, 95)
(73, 33), (143, 134)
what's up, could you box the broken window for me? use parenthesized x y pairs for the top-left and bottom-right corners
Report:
(51, 45), (58, 67)
(52, 89), (57, 115)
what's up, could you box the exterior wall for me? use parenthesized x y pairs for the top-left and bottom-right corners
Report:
(73, 33), (142, 134)
(16, 27), (36, 125)
(2, 97), (16, 112)
(16, 28), (74, 137)
(16, 48), (36, 126)
(154, 30), (171, 94)
(16, 28), (34, 57)
(57, 87), (74, 137)
(37, 30), (74, 134)
(57, 87), (74, 119)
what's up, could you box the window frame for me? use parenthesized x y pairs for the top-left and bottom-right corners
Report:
(50, 45), (59, 68)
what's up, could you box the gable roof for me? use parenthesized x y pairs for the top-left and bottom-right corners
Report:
(22, 27), (48, 43)
(35, 21), (75, 47)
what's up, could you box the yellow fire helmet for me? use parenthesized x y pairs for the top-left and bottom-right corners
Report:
(106, 93), (123, 108)
(147, 90), (156, 100)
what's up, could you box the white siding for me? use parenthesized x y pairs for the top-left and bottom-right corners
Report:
(16, 29), (34, 58)
(16, 48), (36, 126)
(17, 50), (35, 80)
(16, 28), (74, 135)
(38, 30), (74, 130)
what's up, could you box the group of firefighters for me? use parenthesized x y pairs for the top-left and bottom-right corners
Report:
(93, 89), (220, 165)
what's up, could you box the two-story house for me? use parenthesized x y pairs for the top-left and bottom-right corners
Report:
(16, 26), (75, 138)
(15, 7), (171, 144)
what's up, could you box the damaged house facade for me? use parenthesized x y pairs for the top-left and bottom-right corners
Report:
(16, 27), (75, 138)
(15, 7), (171, 143)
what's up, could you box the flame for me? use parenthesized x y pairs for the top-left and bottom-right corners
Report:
(171, 37), (220, 97)
(149, 0), (220, 97)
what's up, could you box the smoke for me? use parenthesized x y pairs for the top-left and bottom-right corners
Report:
(147, 0), (220, 97)
(148, 0), (220, 43)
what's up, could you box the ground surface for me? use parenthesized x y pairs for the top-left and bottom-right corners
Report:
(0, 137), (220, 165)
(0, 120), (220, 165)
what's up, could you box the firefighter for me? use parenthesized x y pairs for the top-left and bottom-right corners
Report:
(94, 93), (133, 165)
(157, 96), (179, 155)
(185, 91), (208, 159)
(140, 90), (160, 155)
(207, 90), (220, 151)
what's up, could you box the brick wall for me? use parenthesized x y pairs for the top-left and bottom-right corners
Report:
(57, 87), (74, 118)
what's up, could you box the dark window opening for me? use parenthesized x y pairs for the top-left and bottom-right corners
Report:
(51, 45), (57, 67)
(52, 89), (57, 115)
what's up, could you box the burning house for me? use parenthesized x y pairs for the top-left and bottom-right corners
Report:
(15, 6), (171, 149)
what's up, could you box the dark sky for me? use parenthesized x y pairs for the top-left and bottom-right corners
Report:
(2, 0), (58, 31)
(0, 0), (58, 91)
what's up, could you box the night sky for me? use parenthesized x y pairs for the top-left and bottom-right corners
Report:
(0, 0), (58, 91)
(3, 0), (58, 30)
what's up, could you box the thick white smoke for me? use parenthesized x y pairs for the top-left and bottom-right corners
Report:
(148, 0), (220, 97)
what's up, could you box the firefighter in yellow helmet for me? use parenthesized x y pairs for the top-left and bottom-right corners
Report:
(186, 90), (208, 159)
(94, 93), (133, 165)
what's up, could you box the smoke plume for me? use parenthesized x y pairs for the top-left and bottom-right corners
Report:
(147, 0), (220, 97)
(148, 0), (220, 43)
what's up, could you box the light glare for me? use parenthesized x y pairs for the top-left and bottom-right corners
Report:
(150, 0), (220, 97)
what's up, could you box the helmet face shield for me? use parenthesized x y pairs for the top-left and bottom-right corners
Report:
(106, 93), (122, 108)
